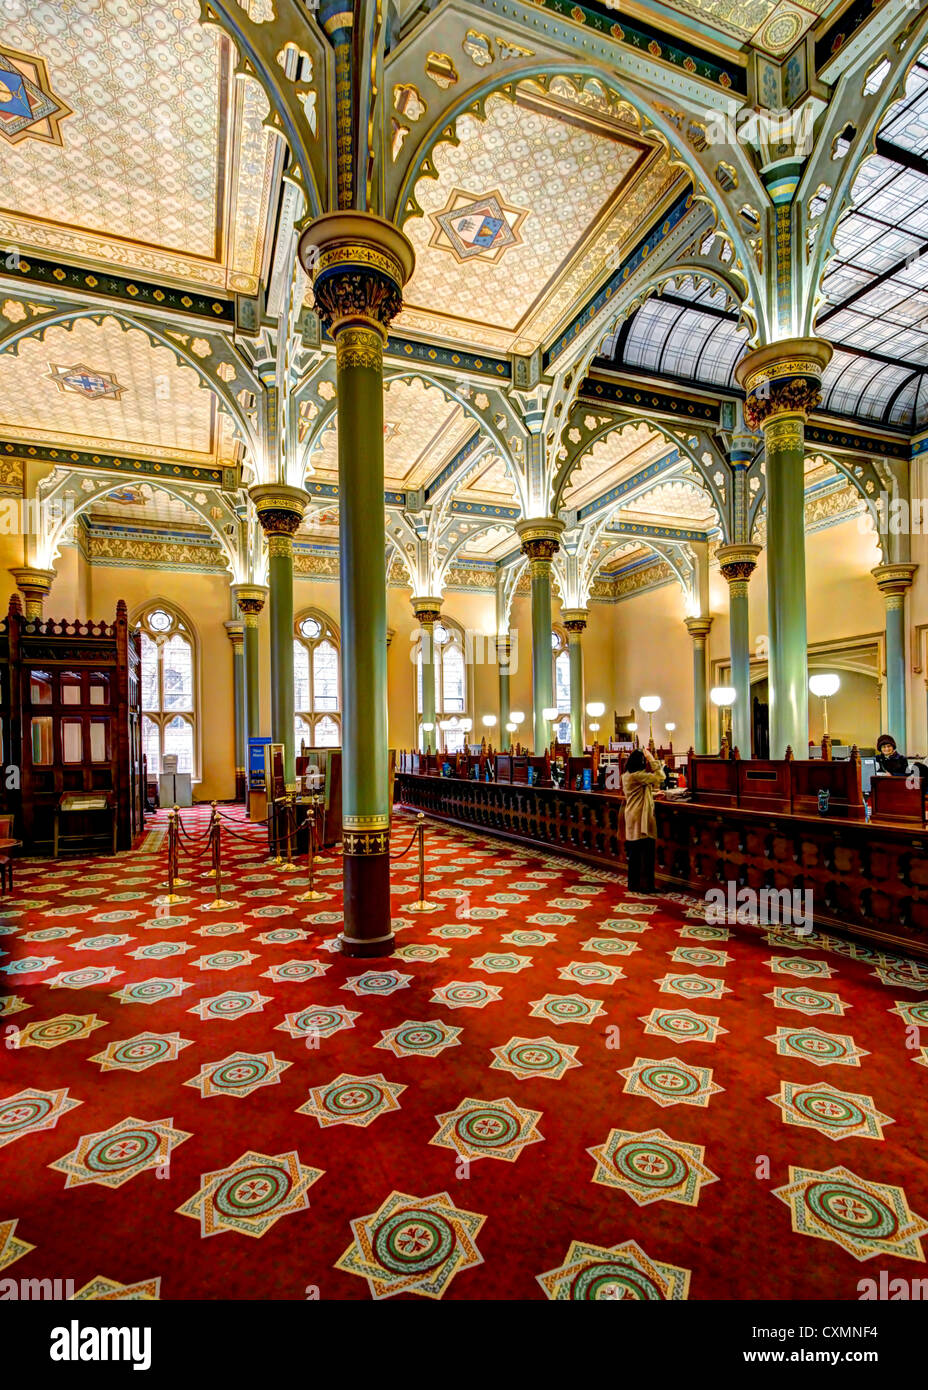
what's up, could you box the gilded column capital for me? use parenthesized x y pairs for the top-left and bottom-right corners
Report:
(300, 211), (415, 340)
(684, 615), (713, 643)
(872, 563), (918, 599)
(515, 517), (565, 564)
(231, 583), (269, 627)
(411, 596), (442, 626)
(9, 566), (56, 619)
(249, 484), (308, 540)
(715, 542), (763, 584)
(561, 607), (589, 635)
(224, 620), (245, 647)
(735, 337), (833, 431)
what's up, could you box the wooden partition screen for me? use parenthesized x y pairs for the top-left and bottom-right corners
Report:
(0, 596), (143, 852)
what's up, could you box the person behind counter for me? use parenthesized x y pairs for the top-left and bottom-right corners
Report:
(622, 747), (665, 893)
(875, 733), (909, 777)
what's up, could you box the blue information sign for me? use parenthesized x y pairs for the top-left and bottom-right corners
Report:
(248, 737), (272, 790)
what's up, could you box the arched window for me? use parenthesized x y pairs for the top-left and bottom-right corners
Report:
(294, 610), (341, 748)
(137, 604), (196, 776)
(552, 627), (571, 745)
(416, 618), (470, 753)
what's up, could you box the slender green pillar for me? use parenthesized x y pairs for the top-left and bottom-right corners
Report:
(715, 544), (761, 758)
(231, 585), (267, 792)
(561, 608), (588, 755)
(413, 597), (441, 751)
(736, 339), (832, 759)
(685, 616), (712, 753)
(516, 518), (565, 753)
(303, 212), (414, 957)
(249, 488), (306, 786)
(498, 635), (511, 740)
(873, 564), (917, 748)
(224, 620), (246, 801)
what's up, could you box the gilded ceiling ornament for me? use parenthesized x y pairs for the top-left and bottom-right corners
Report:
(429, 190), (529, 265)
(0, 45), (72, 147)
(425, 53), (458, 89)
(45, 363), (125, 403)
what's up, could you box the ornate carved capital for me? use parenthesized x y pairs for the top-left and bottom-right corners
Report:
(561, 607), (589, 635)
(232, 584), (269, 622)
(300, 212), (415, 339)
(735, 337), (833, 430)
(515, 517), (565, 564)
(715, 542), (762, 585)
(335, 326), (383, 370)
(249, 484), (308, 539)
(872, 562), (918, 599)
(684, 615), (713, 644)
(9, 566), (55, 619)
(224, 620), (244, 648)
(412, 596), (442, 627)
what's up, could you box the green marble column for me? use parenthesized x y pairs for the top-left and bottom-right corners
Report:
(302, 212), (414, 957)
(516, 518), (565, 753)
(872, 564), (917, 748)
(685, 616), (712, 753)
(715, 544), (761, 758)
(231, 585), (266, 759)
(224, 620), (246, 801)
(413, 597), (441, 752)
(736, 339), (832, 759)
(561, 608), (588, 755)
(498, 635), (511, 740)
(249, 488), (307, 786)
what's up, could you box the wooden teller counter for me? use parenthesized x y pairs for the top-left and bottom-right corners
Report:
(396, 747), (928, 961)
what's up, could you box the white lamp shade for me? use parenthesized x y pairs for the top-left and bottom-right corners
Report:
(665, 722), (676, 732)
(541, 707), (558, 721)
(710, 686), (736, 707)
(505, 721), (517, 732)
(589, 722), (600, 732)
(459, 718), (473, 732)
(511, 711), (525, 724)
(627, 721), (637, 732)
(585, 701), (606, 718)
(482, 714), (497, 727)
(421, 722), (434, 732)
(809, 673), (840, 698)
(640, 695), (661, 713)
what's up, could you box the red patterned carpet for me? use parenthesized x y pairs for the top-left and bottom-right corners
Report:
(3, 802), (928, 1301)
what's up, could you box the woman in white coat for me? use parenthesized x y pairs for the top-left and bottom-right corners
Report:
(621, 748), (664, 892)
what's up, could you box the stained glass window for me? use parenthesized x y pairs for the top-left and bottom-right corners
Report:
(293, 611), (340, 746)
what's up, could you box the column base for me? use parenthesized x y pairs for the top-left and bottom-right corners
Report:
(340, 852), (394, 956)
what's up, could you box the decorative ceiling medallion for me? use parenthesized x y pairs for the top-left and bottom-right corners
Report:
(430, 190), (528, 265)
(0, 46), (72, 147)
(46, 363), (125, 403)
(383, 421), (401, 442)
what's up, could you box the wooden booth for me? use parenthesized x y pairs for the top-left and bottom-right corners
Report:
(0, 596), (144, 854)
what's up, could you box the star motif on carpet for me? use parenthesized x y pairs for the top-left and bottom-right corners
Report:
(185, 1051), (292, 1099)
(0, 1087), (81, 1148)
(489, 1034), (581, 1081)
(429, 924), (483, 939)
(639, 1007), (727, 1045)
(48, 965), (123, 990)
(431, 1095), (543, 1163)
(275, 1004), (360, 1038)
(557, 960), (625, 987)
(765, 1025), (868, 1067)
(127, 941), (193, 960)
(501, 930), (557, 947)
(470, 952), (534, 974)
(22, 927), (78, 942)
(89, 1032), (193, 1073)
(297, 1072), (406, 1127)
(391, 943), (451, 963)
(0, 1218), (34, 1272)
(537, 1239), (690, 1300)
(176, 1149), (323, 1239)
(763, 926), (825, 951)
(193, 922), (245, 937)
(341, 970), (412, 997)
(773, 1166), (928, 1262)
(678, 924), (731, 941)
(255, 928), (311, 945)
(261, 959), (331, 982)
(187, 990), (273, 1021)
(872, 960), (928, 991)
(768, 1081), (893, 1142)
(588, 1126), (719, 1207)
(669, 947), (733, 968)
(50, 1115), (191, 1190)
(655, 972), (731, 1001)
(525, 913), (574, 927)
(13, 1013), (107, 1049)
(599, 918), (651, 934)
(336, 1190), (485, 1299)
(190, 950), (260, 972)
(375, 1019), (462, 1058)
(2, 956), (61, 976)
(618, 1056), (723, 1109)
(528, 993), (606, 1026)
(430, 981), (502, 1010)
(111, 977), (194, 1006)
(71, 1275), (161, 1300)
(73, 934), (135, 952)
(889, 999), (928, 1028)
(766, 956), (835, 978)
(765, 987), (848, 1016)
(581, 936), (639, 956)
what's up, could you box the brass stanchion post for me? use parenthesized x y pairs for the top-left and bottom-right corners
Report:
(408, 812), (438, 913)
(206, 817), (234, 910)
(155, 811), (184, 905)
(172, 803), (192, 888)
(298, 793), (326, 902)
(280, 792), (298, 872)
(205, 800), (218, 877)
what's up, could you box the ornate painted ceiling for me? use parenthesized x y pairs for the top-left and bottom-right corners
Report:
(0, 0), (276, 293)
